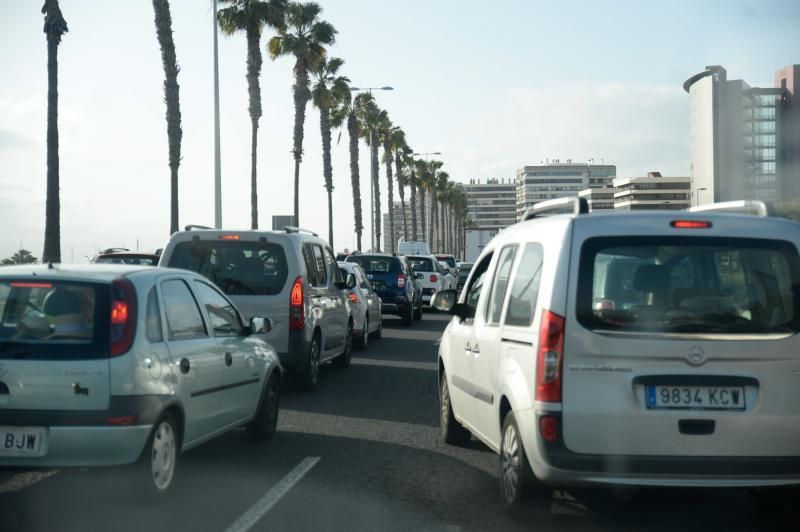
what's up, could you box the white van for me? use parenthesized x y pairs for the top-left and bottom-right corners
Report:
(433, 198), (800, 509)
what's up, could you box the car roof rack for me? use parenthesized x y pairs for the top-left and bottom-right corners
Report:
(686, 200), (776, 217)
(283, 226), (319, 237)
(184, 224), (213, 231)
(522, 197), (589, 221)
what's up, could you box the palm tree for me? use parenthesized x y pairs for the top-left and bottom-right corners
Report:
(332, 90), (367, 250)
(268, 1), (336, 226)
(415, 159), (431, 243)
(378, 119), (398, 253)
(151, 0), (183, 235)
(358, 97), (383, 251)
(406, 152), (418, 240)
(217, 0), (287, 229)
(41, 0), (68, 263)
(311, 56), (349, 247)
(435, 171), (450, 252)
(427, 160), (444, 248)
(391, 129), (409, 242)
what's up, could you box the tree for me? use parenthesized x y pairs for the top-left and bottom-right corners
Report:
(152, 0), (183, 235)
(358, 96), (383, 251)
(377, 118), (397, 253)
(217, 0), (287, 229)
(311, 56), (349, 247)
(426, 160), (444, 248)
(1, 249), (39, 266)
(435, 170), (449, 251)
(268, 1), (336, 226)
(332, 90), (365, 250)
(415, 159), (431, 243)
(391, 129), (409, 242)
(406, 153), (418, 240)
(41, 0), (68, 263)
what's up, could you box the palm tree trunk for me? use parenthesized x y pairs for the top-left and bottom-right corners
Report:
(291, 67), (310, 226)
(320, 107), (334, 247)
(152, 0), (183, 235)
(347, 111), (362, 250)
(430, 189), (438, 249)
(409, 171), (418, 240)
(419, 186), (426, 242)
(371, 131), (381, 251)
(246, 23), (262, 229)
(43, 18), (63, 263)
(384, 145), (394, 253)
(395, 150), (407, 242)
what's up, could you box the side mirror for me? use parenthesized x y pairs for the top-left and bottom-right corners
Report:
(431, 290), (458, 312)
(346, 273), (357, 289)
(250, 317), (272, 335)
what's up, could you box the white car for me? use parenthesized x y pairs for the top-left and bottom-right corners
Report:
(434, 198), (800, 510)
(406, 255), (446, 306)
(437, 261), (458, 291)
(338, 261), (383, 350)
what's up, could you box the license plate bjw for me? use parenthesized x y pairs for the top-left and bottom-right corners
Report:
(0, 427), (47, 457)
(646, 385), (746, 411)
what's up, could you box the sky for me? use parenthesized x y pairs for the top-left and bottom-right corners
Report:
(1, 0), (798, 261)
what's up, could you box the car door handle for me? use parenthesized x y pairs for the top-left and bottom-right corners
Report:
(224, 352), (233, 367)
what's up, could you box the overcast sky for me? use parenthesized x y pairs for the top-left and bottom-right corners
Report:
(1, 0), (798, 261)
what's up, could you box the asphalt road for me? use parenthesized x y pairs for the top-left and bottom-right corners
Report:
(1, 313), (797, 531)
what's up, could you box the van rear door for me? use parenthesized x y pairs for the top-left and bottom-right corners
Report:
(562, 216), (800, 458)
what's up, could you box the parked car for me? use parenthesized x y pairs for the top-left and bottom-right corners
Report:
(456, 262), (474, 293)
(435, 254), (459, 277)
(437, 261), (458, 291)
(433, 198), (800, 510)
(406, 255), (447, 307)
(94, 249), (160, 266)
(345, 253), (422, 325)
(159, 226), (357, 391)
(0, 264), (282, 497)
(338, 261), (382, 349)
(397, 240), (431, 256)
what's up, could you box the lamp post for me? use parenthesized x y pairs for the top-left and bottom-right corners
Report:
(212, 0), (222, 229)
(351, 86), (393, 251)
(695, 187), (708, 206)
(410, 151), (442, 246)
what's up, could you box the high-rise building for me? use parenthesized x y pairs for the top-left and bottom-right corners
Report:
(685, 65), (799, 203)
(578, 186), (615, 211)
(515, 162), (616, 218)
(461, 178), (517, 230)
(612, 172), (691, 210)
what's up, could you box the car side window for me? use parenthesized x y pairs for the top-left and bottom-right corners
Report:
(303, 244), (319, 286)
(464, 254), (494, 317)
(325, 248), (342, 284)
(193, 281), (244, 337)
(311, 245), (327, 287)
(161, 279), (207, 341)
(356, 267), (370, 290)
(486, 245), (518, 324)
(504, 243), (545, 327)
(145, 287), (164, 343)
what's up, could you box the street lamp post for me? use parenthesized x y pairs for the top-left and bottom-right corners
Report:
(410, 151), (442, 246)
(212, 0), (222, 229)
(351, 86), (393, 251)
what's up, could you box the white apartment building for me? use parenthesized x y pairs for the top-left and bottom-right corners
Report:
(461, 178), (517, 230)
(516, 162), (616, 219)
(613, 172), (691, 210)
(578, 186), (615, 211)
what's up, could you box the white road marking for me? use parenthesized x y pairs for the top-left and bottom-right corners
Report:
(223, 456), (320, 532)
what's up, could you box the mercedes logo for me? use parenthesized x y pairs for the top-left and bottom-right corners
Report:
(687, 346), (706, 366)
(0, 362), (6, 379)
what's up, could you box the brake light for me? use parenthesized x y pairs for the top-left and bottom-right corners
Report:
(110, 278), (137, 357)
(540, 416), (558, 442)
(671, 220), (712, 229)
(430, 274), (438, 283)
(10, 282), (53, 289)
(289, 276), (305, 330)
(535, 310), (565, 403)
(219, 234), (241, 240)
(397, 273), (406, 288)
(106, 415), (137, 426)
(348, 291), (358, 303)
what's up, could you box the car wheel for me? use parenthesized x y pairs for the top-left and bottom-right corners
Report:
(333, 321), (353, 368)
(136, 412), (179, 500)
(246, 373), (281, 441)
(370, 314), (383, 339)
(500, 411), (536, 510)
(440, 375), (470, 445)
(403, 305), (414, 326)
(414, 300), (423, 321)
(356, 315), (369, 350)
(298, 333), (321, 391)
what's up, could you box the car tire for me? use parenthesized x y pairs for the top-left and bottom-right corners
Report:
(136, 412), (179, 501)
(440, 375), (471, 445)
(370, 314), (383, 339)
(355, 316), (369, 350)
(500, 411), (536, 510)
(246, 372), (281, 442)
(333, 321), (353, 368)
(402, 305), (414, 326)
(298, 332), (321, 392)
(414, 300), (423, 321)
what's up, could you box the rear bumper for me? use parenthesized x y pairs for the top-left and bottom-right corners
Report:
(380, 295), (411, 316)
(281, 330), (311, 373)
(519, 410), (800, 487)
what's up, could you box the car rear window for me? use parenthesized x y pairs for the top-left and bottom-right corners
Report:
(0, 280), (110, 359)
(167, 240), (288, 296)
(346, 256), (398, 274)
(408, 257), (434, 272)
(437, 256), (457, 269)
(577, 237), (800, 334)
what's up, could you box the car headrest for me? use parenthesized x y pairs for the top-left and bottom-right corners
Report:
(632, 264), (666, 293)
(43, 289), (83, 316)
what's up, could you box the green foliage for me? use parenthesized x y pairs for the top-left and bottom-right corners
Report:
(1, 249), (39, 265)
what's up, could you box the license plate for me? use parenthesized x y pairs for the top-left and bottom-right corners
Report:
(0, 427), (48, 457)
(646, 385), (746, 410)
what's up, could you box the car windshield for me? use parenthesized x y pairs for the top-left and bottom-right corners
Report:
(345, 256), (397, 274)
(167, 240), (288, 296)
(578, 237), (800, 334)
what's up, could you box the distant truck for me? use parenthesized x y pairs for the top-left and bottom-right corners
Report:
(464, 228), (498, 262)
(397, 239), (431, 256)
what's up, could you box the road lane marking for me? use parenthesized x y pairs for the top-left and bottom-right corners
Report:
(223, 456), (320, 532)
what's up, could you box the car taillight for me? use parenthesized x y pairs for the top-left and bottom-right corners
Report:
(348, 291), (358, 303)
(535, 310), (565, 403)
(540, 415), (558, 442)
(430, 274), (438, 283)
(289, 276), (305, 331)
(110, 278), (137, 357)
(397, 273), (406, 288)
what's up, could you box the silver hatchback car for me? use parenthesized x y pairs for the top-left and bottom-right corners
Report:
(0, 264), (282, 497)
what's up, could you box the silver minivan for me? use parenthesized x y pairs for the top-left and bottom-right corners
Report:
(434, 199), (800, 509)
(159, 226), (356, 391)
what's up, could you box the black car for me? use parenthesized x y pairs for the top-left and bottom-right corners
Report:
(345, 254), (423, 325)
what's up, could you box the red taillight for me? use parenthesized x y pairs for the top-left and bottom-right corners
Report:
(219, 234), (241, 240)
(540, 415), (558, 442)
(110, 278), (137, 357)
(348, 291), (358, 303)
(11, 281), (53, 289)
(397, 273), (406, 288)
(289, 276), (305, 331)
(671, 220), (712, 229)
(106, 415), (137, 426)
(430, 274), (438, 283)
(535, 310), (565, 403)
